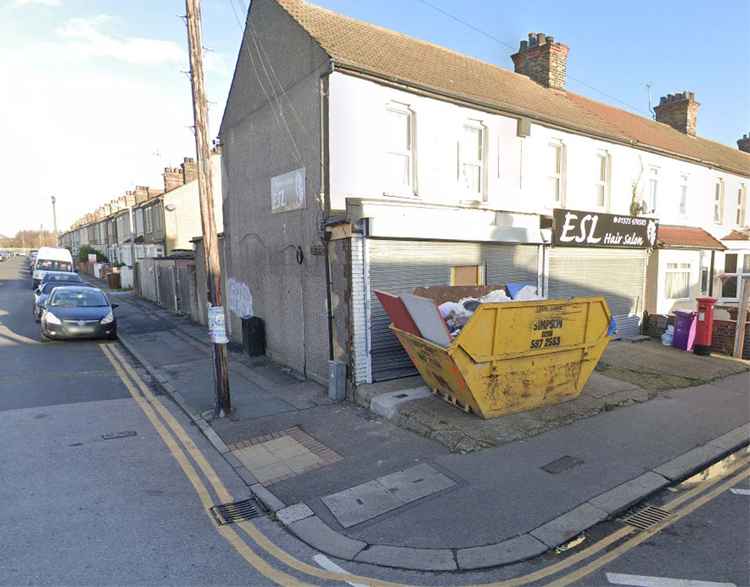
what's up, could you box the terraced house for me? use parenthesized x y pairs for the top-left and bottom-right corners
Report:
(219, 0), (750, 386)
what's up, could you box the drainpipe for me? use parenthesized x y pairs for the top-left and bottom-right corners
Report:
(709, 250), (715, 297)
(321, 62), (335, 361)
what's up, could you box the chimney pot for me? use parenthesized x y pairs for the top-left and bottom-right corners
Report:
(738, 132), (750, 153)
(511, 31), (569, 90)
(520, 39), (528, 51)
(536, 32), (546, 45)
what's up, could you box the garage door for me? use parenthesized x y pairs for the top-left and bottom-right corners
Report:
(367, 239), (539, 381)
(547, 248), (648, 336)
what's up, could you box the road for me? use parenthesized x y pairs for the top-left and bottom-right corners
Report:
(0, 255), (747, 587)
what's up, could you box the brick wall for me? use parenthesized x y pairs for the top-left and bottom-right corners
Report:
(711, 319), (750, 359)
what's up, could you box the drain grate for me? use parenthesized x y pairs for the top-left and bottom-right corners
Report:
(210, 498), (263, 525)
(620, 505), (672, 531)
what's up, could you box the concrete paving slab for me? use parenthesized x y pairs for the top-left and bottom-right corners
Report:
(276, 503), (313, 526)
(378, 463), (456, 504)
(288, 516), (366, 560)
(321, 480), (403, 528)
(653, 444), (731, 481)
(588, 472), (669, 515)
(707, 423), (750, 451)
(583, 372), (642, 399)
(456, 534), (547, 570)
(370, 386), (432, 419)
(355, 545), (456, 571)
(530, 503), (608, 547)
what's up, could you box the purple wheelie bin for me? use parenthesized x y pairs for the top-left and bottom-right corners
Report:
(672, 310), (697, 351)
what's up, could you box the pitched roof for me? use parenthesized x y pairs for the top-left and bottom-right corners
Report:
(275, 0), (750, 178)
(657, 225), (726, 250)
(721, 229), (750, 241)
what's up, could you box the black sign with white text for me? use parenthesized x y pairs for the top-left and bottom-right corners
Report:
(552, 208), (658, 249)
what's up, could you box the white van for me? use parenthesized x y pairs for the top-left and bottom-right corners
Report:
(32, 247), (75, 289)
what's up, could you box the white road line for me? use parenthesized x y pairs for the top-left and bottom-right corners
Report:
(312, 554), (369, 587)
(606, 572), (736, 587)
(729, 488), (750, 496)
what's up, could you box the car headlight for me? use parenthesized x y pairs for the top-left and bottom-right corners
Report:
(100, 310), (114, 325)
(45, 312), (62, 325)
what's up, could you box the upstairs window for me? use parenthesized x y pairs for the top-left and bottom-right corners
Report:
(679, 174), (688, 216)
(459, 121), (485, 197)
(737, 184), (747, 226)
(546, 142), (564, 206)
(594, 152), (609, 209)
(713, 179), (724, 224)
(647, 166), (659, 213)
(144, 207), (153, 233)
(384, 103), (415, 194)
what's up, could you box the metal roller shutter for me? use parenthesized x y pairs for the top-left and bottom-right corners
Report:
(367, 239), (539, 381)
(547, 248), (647, 336)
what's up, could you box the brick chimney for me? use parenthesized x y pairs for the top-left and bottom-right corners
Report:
(181, 157), (197, 183)
(738, 133), (750, 153)
(654, 92), (700, 136)
(511, 32), (569, 90)
(163, 166), (183, 192)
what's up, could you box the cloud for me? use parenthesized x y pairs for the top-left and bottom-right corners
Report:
(15, 0), (61, 6)
(57, 15), (184, 66)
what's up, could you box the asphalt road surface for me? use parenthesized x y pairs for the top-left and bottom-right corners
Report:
(1, 255), (747, 587)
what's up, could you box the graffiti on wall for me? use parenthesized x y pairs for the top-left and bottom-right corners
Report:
(227, 277), (253, 318)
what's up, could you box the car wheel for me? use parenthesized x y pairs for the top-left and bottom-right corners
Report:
(107, 331), (118, 341)
(39, 331), (50, 343)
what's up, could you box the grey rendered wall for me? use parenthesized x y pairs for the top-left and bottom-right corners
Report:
(220, 0), (330, 382)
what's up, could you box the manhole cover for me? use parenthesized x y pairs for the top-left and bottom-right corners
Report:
(620, 505), (672, 531)
(541, 455), (583, 474)
(210, 498), (263, 525)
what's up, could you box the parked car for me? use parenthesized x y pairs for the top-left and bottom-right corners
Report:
(38, 271), (83, 288)
(40, 287), (118, 341)
(32, 247), (74, 289)
(33, 280), (95, 322)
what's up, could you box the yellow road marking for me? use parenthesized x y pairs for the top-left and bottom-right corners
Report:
(103, 342), (750, 587)
(542, 466), (750, 587)
(99, 344), (314, 587)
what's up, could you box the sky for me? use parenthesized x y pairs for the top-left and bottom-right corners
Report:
(1, 0), (748, 237)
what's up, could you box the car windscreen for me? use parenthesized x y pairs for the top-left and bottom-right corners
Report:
(49, 290), (109, 308)
(42, 272), (81, 282)
(36, 260), (73, 272)
(41, 282), (85, 295)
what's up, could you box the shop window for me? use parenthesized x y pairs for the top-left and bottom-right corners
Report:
(665, 262), (690, 299)
(546, 142), (564, 206)
(679, 174), (688, 217)
(384, 103), (415, 194)
(451, 265), (483, 286)
(459, 121), (485, 198)
(713, 179), (724, 224)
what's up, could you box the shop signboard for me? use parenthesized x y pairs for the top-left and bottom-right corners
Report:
(552, 208), (657, 249)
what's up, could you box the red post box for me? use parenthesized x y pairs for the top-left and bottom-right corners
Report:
(694, 297), (717, 355)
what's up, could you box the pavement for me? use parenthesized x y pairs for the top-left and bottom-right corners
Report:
(109, 285), (750, 573)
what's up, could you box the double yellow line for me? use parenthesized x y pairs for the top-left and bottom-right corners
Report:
(100, 341), (749, 587)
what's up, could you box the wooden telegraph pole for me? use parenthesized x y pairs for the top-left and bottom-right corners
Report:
(185, 0), (231, 416)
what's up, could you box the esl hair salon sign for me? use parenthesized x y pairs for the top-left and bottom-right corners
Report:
(552, 208), (657, 249)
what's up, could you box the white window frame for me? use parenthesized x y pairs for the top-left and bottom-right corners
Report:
(546, 140), (565, 207)
(678, 174), (688, 217)
(713, 179), (724, 224)
(458, 119), (487, 200)
(665, 262), (691, 300)
(646, 166), (659, 214)
(737, 184), (747, 226)
(721, 252), (750, 301)
(383, 102), (416, 196)
(593, 151), (610, 210)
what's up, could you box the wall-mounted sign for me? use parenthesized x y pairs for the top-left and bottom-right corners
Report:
(271, 167), (305, 213)
(552, 208), (657, 249)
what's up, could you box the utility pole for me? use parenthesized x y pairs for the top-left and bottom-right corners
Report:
(51, 195), (58, 243)
(185, 0), (231, 417)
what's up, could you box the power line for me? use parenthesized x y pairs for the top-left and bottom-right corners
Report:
(414, 0), (649, 115)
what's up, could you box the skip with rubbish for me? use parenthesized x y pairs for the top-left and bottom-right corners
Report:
(374, 283), (614, 419)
